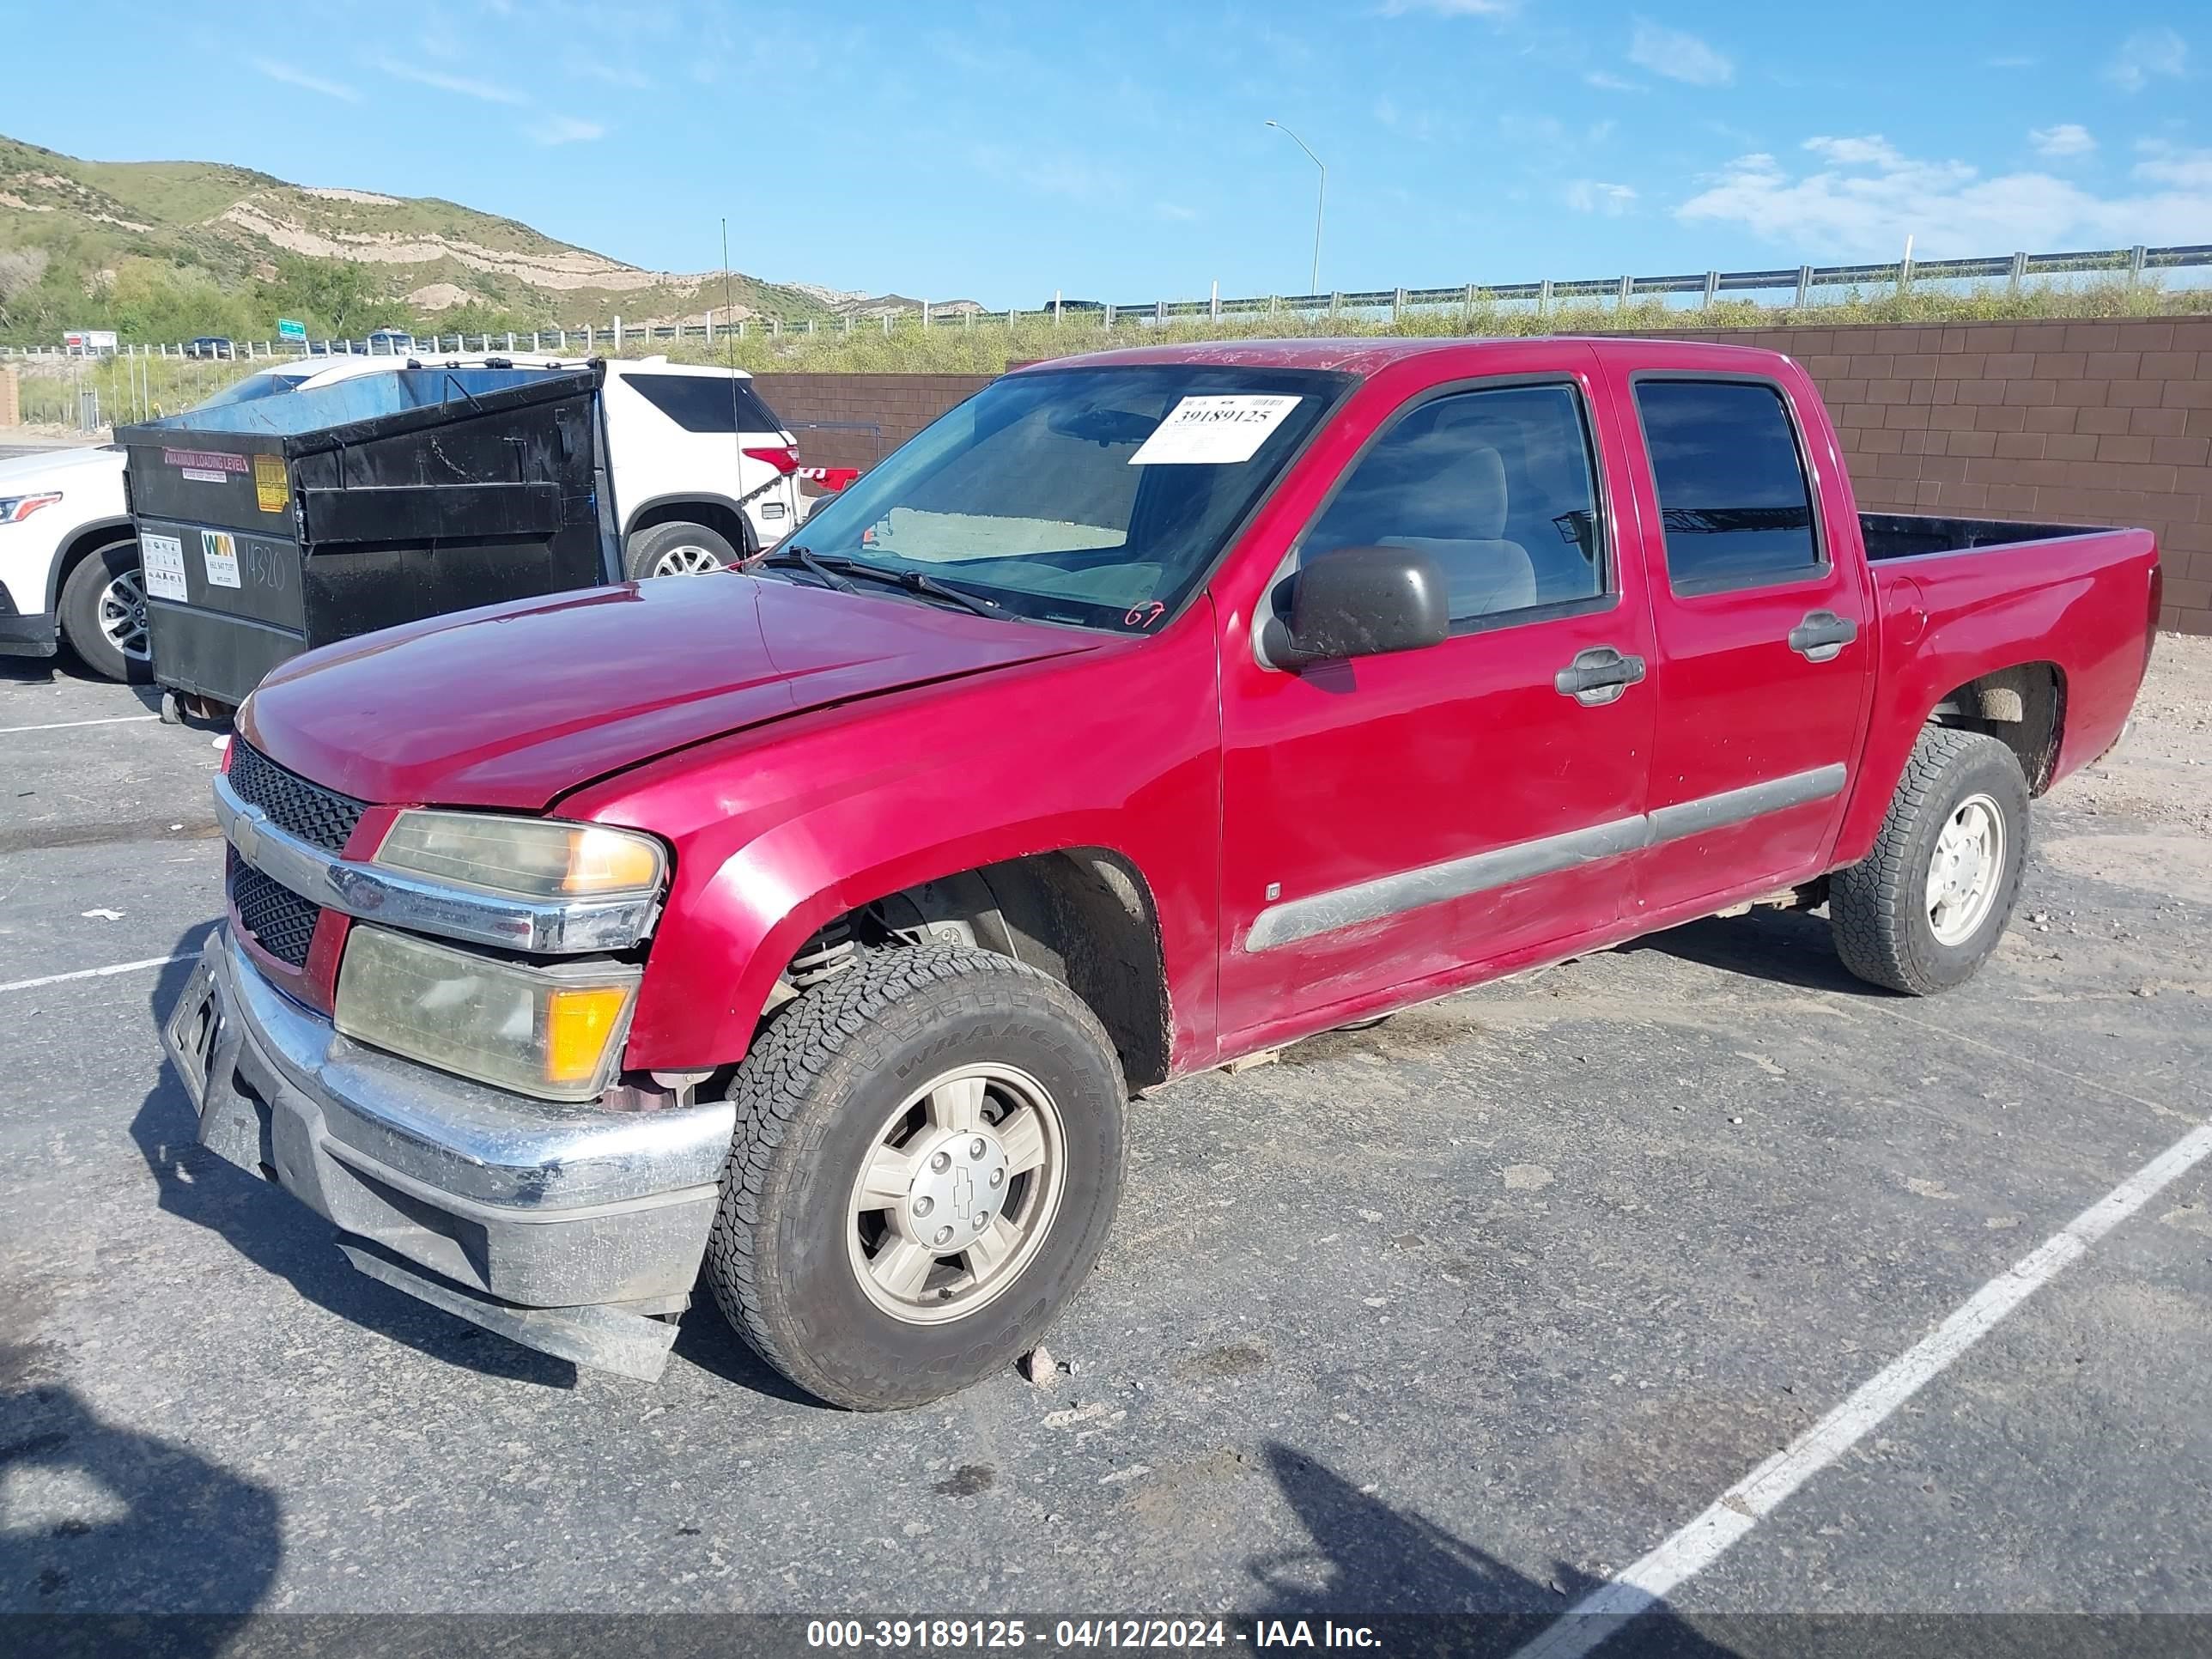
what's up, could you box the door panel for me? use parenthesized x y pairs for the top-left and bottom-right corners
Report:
(1217, 361), (1655, 1046)
(1613, 371), (1875, 917)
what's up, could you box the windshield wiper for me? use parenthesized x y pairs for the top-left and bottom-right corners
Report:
(759, 544), (859, 594)
(763, 548), (1002, 619)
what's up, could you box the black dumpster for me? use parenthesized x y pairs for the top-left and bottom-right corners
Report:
(118, 362), (616, 711)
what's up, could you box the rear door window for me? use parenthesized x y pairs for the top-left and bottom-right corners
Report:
(625, 373), (786, 434)
(1634, 380), (1821, 591)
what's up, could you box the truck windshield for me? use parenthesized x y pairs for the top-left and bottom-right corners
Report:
(778, 364), (1348, 630)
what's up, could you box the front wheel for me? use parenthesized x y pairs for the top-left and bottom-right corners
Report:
(59, 540), (153, 684)
(704, 945), (1127, 1410)
(1830, 726), (2030, 995)
(623, 520), (741, 580)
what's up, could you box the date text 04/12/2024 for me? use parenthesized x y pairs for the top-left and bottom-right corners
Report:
(803, 1620), (1380, 1650)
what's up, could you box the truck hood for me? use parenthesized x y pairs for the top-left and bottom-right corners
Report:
(241, 572), (1099, 811)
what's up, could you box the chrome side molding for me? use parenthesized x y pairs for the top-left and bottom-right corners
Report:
(1246, 763), (1847, 952)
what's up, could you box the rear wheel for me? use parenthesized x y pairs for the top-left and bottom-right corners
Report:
(704, 945), (1126, 1410)
(59, 540), (152, 684)
(1830, 726), (2029, 995)
(623, 520), (742, 580)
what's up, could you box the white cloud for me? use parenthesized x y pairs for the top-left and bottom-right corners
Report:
(1628, 19), (1734, 87)
(1987, 54), (2036, 70)
(1565, 179), (1638, 216)
(252, 58), (362, 101)
(1155, 201), (1200, 222)
(377, 61), (528, 105)
(2136, 139), (2212, 189)
(1378, 0), (1517, 15)
(2105, 27), (2187, 93)
(1584, 70), (1644, 92)
(1804, 134), (1907, 168)
(2030, 124), (2095, 159)
(525, 115), (605, 145)
(1676, 136), (2212, 258)
(970, 144), (1127, 204)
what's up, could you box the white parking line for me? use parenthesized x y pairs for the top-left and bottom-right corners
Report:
(0, 954), (191, 994)
(0, 714), (161, 735)
(1512, 1113), (2212, 1659)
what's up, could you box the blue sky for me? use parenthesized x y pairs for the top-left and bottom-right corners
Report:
(7, 3), (2208, 307)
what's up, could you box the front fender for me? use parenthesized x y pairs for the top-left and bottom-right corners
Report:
(560, 616), (1224, 1074)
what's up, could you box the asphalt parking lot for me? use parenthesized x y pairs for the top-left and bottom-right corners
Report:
(3, 637), (2209, 1653)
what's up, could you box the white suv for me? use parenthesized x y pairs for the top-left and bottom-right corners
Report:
(0, 354), (805, 682)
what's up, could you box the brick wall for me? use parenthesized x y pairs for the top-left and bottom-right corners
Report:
(754, 371), (993, 475)
(756, 315), (2212, 634)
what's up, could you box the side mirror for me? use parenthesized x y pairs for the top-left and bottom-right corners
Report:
(1265, 544), (1450, 668)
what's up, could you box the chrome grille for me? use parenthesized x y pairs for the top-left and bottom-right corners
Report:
(226, 740), (367, 854)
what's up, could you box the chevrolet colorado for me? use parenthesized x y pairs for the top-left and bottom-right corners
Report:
(161, 337), (2161, 1408)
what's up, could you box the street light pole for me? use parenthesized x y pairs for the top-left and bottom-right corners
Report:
(1265, 119), (1325, 295)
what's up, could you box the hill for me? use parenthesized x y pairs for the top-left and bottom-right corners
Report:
(0, 133), (836, 344)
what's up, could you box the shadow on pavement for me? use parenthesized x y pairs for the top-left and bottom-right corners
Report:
(1625, 907), (1888, 998)
(0, 1380), (280, 1643)
(1250, 1442), (1737, 1656)
(132, 928), (576, 1389)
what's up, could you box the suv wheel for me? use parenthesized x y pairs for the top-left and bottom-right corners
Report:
(623, 520), (742, 580)
(704, 945), (1127, 1410)
(59, 541), (153, 684)
(1830, 726), (2030, 995)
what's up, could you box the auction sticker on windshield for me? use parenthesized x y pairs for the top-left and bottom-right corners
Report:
(142, 532), (188, 602)
(1128, 395), (1303, 465)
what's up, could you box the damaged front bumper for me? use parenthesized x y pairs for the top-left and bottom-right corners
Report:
(161, 926), (735, 1379)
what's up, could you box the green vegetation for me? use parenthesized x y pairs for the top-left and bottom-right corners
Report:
(641, 275), (2209, 376)
(0, 132), (827, 348)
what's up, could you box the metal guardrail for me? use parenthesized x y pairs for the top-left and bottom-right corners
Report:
(3, 241), (2208, 361)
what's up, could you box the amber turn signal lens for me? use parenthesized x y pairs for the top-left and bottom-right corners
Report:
(564, 827), (664, 895)
(544, 985), (633, 1085)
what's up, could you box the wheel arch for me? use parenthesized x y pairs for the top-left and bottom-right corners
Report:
(621, 493), (757, 557)
(48, 517), (137, 611)
(664, 841), (1176, 1093)
(1923, 659), (2065, 796)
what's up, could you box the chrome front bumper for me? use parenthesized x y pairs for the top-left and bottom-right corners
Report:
(161, 927), (735, 1379)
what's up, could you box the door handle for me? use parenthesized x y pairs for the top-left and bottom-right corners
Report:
(1789, 610), (1858, 663)
(1554, 646), (1647, 707)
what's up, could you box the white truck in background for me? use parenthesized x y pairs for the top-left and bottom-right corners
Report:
(0, 353), (808, 682)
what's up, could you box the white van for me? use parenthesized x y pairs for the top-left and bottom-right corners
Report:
(0, 354), (805, 682)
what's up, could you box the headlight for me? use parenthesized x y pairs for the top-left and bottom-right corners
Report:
(0, 492), (64, 525)
(374, 811), (665, 902)
(335, 925), (641, 1101)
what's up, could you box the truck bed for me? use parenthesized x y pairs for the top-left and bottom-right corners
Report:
(1859, 512), (2110, 562)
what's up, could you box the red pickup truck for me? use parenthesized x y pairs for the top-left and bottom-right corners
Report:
(163, 337), (2161, 1408)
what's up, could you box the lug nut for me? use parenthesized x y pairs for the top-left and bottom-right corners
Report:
(975, 1213), (988, 1230)
(933, 1224), (954, 1247)
(970, 1138), (988, 1159)
(930, 1150), (951, 1172)
(989, 1168), (1005, 1188)
(914, 1196), (933, 1218)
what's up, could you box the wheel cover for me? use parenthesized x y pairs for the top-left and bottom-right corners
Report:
(651, 543), (725, 576)
(99, 568), (150, 661)
(1925, 792), (2005, 946)
(845, 1062), (1066, 1326)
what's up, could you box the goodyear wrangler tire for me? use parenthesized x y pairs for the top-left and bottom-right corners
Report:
(1830, 726), (2030, 995)
(703, 945), (1127, 1410)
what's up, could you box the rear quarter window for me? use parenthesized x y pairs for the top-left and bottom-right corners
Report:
(625, 373), (786, 434)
